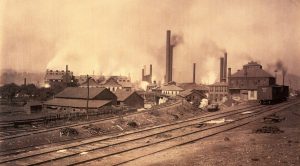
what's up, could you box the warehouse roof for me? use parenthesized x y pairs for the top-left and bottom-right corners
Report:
(44, 98), (111, 108)
(231, 62), (274, 78)
(80, 79), (100, 87)
(178, 89), (206, 98)
(55, 87), (107, 99)
(161, 84), (184, 91)
(113, 91), (137, 101)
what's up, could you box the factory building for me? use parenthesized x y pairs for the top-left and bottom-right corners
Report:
(228, 61), (275, 101)
(161, 84), (184, 96)
(44, 65), (74, 85)
(44, 87), (117, 112)
(114, 91), (144, 108)
(209, 52), (229, 103)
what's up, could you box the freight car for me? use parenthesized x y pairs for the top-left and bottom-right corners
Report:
(258, 85), (289, 104)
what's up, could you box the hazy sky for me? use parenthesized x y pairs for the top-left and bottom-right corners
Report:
(0, 0), (299, 83)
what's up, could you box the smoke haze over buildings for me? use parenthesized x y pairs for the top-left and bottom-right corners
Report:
(0, 0), (300, 84)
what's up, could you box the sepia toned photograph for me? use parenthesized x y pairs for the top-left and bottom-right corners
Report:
(0, 0), (300, 165)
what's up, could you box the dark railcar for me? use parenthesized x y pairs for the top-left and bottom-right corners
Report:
(258, 85), (289, 104)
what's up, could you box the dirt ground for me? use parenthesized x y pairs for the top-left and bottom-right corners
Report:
(125, 103), (300, 166)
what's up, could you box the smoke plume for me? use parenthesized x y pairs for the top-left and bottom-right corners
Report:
(1, 0), (300, 84)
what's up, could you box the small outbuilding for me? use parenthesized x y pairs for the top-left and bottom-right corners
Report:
(114, 91), (144, 108)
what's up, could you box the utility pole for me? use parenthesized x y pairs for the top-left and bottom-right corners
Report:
(86, 75), (91, 120)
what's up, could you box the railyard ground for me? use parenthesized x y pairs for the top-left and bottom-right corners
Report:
(127, 103), (300, 166)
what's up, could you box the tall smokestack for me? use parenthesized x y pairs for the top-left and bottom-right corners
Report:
(282, 72), (285, 86)
(223, 52), (227, 82)
(220, 57), (224, 82)
(150, 64), (153, 83)
(142, 68), (144, 81)
(65, 65), (69, 83)
(228, 68), (231, 85)
(166, 30), (171, 83)
(150, 64), (152, 77)
(24, 78), (27, 86)
(193, 63), (196, 83)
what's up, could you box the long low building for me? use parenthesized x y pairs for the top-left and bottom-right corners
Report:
(44, 87), (117, 112)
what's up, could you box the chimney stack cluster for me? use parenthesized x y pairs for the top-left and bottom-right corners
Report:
(220, 52), (228, 82)
(142, 64), (153, 83)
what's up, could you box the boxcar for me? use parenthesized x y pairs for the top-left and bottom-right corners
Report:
(257, 85), (289, 104)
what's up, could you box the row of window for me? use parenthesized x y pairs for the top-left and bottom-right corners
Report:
(209, 86), (227, 93)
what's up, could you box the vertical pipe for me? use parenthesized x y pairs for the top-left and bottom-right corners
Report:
(150, 64), (152, 83)
(24, 78), (27, 86)
(169, 46), (173, 82)
(193, 63), (196, 83)
(220, 57), (224, 82)
(228, 68), (231, 85)
(224, 52), (227, 82)
(166, 30), (171, 83)
(142, 68), (144, 81)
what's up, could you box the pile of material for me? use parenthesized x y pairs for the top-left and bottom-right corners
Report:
(82, 124), (104, 135)
(60, 127), (79, 136)
(255, 126), (284, 134)
(263, 114), (285, 123)
(127, 121), (138, 128)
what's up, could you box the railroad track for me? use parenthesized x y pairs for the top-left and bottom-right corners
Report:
(0, 100), (193, 155)
(0, 103), (261, 158)
(0, 101), (181, 140)
(0, 100), (292, 165)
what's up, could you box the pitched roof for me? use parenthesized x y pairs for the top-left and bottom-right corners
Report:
(55, 87), (106, 99)
(178, 83), (209, 91)
(178, 89), (206, 98)
(161, 84), (184, 91)
(231, 68), (274, 78)
(113, 91), (136, 101)
(44, 98), (111, 108)
(80, 79), (100, 87)
(101, 77), (122, 87)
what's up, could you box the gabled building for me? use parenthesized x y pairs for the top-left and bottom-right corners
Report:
(178, 89), (207, 103)
(101, 77), (123, 92)
(228, 61), (276, 101)
(161, 84), (184, 96)
(114, 91), (144, 108)
(44, 87), (117, 112)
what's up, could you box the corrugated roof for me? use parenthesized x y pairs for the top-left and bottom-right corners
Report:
(44, 98), (111, 108)
(231, 68), (274, 78)
(161, 84), (184, 91)
(55, 87), (106, 99)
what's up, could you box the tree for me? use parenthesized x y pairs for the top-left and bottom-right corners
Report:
(0, 83), (20, 103)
